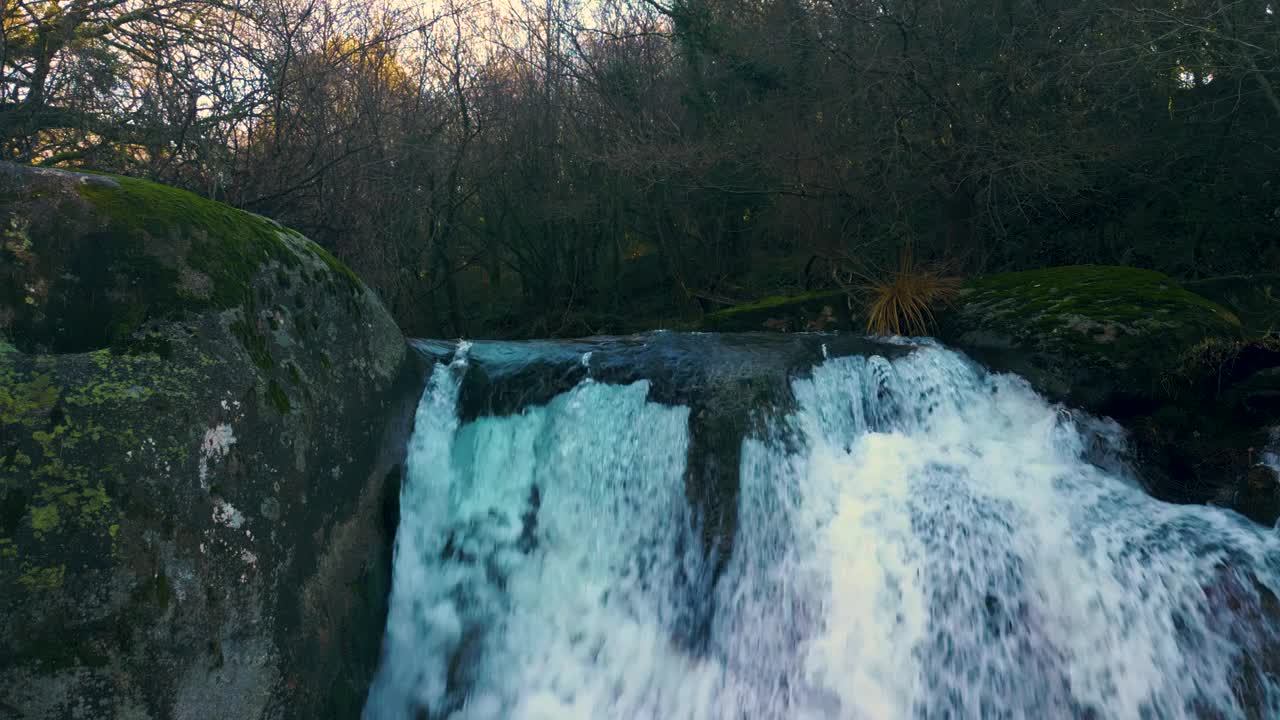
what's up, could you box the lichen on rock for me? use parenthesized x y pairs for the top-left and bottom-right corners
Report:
(0, 163), (421, 719)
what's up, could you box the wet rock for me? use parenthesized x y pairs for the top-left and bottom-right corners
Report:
(0, 164), (422, 719)
(1198, 565), (1280, 714)
(935, 265), (1244, 416)
(688, 268), (1280, 524)
(928, 266), (1280, 525)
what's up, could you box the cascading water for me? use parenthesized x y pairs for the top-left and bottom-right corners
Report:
(365, 338), (1280, 720)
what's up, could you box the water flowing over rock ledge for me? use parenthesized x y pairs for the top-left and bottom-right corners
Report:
(368, 335), (1280, 719)
(699, 267), (1280, 525)
(3, 161), (1278, 717)
(414, 332), (918, 563)
(0, 164), (422, 719)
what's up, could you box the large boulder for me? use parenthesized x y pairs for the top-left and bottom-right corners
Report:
(936, 265), (1244, 415)
(937, 265), (1280, 524)
(0, 164), (420, 718)
(1182, 273), (1280, 336)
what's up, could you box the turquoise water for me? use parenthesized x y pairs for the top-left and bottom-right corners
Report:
(366, 338), (1280, 719)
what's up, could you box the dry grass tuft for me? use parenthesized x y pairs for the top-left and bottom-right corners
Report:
(864, 253), (960, 336)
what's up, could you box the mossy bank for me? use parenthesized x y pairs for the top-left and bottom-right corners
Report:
(0, 164), (421, 719)
(935, 265), (1244, 413)
(699, 265), (1280, 524)
(935, 266), (1280, 523)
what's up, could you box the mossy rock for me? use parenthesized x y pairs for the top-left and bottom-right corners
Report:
(1182, 274), (1280, 337)
(936, 265), (1243, 414)
(700, 290), (851, 332)
(0, 164), (421, 719)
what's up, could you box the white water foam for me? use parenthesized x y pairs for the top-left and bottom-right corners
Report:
(367, 343), (1280, 719)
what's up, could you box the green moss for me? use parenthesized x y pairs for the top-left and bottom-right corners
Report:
(229, 292), (273, 371)
(966, 265), (1238, 323)
(0, 350), (168, 557)
(78, 175), (301, 308)
(231, 311), (274, 371)
(28, 504), (61, 536)
(302, 236), (363, 297)
(89, 349), (113, 370)
(943, 265), (1247, 403)
(31, 425), (89, 482)
(76, 348), (194, 408)
(18, 563), (64, 591)
(708, 290), (847, 318)
(67, 377), (151, 406)
(702, 290), (848, 331)
(123, 331), (175, 359)
(69, 172), (364, 353)
(0, 371), (58, 426)
(73, 483), (113, 526)
(960, 266), (1241, 349)
(1182, 274), (1280, 336)
(267, 379), (291, 415)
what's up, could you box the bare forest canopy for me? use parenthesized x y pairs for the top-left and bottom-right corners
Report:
(3, 0), (1278, 337)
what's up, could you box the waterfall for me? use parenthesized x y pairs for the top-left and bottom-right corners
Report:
(366, 340), (1280, 720)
